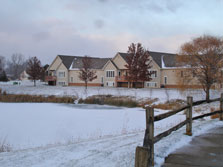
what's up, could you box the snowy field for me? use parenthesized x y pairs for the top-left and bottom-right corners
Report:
(0, 80), (222, 103)
(0, 102), (222, 167)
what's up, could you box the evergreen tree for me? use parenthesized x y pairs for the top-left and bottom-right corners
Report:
(0, 70), (8, 82)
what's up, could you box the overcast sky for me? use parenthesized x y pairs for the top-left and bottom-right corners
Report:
(0, 0), (223, 64)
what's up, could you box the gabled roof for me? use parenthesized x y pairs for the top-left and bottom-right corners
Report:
(71, 57), (111, 69)
(58, 55), (110, 70)
(110, 60), (119, 70)
(149, 51), (176, 68)
(118, 51), (177, 68)
(58, 55), (76, 69)
(117, 52), (129, 62)
(102, 59), (119, 70)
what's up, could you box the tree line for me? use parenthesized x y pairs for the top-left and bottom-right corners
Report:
(0, 54), (48, 86)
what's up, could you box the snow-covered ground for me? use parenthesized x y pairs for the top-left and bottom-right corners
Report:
(0, 102), (222, 166)
(0, 80), (222, 103)
(0, 103), (146, 150)
(0, 81), (222, 166)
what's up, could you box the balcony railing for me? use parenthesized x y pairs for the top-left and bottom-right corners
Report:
(115, 76), (128, 82)
(45, 76), (57, 81)
(116, 76), (146, 83)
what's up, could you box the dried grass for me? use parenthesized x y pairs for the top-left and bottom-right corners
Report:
(0, 138), (12, 152)
(0, 92), (76, 103)
(152, 99), (186, 110)
(79, 95), (139, 108)
(211, 107), (219, 119)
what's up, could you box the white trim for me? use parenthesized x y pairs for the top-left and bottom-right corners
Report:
(146, 82), (157, 88)
(58, 71), (66, 78)
(58, 81), (66, 86)
(106, 70), (115, 78)
(149, 69), (157, 78)
(106, 81), (115, 87)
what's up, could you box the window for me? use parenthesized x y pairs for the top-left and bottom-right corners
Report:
(164, 76), (167, 85)
(106, 81), (114, 87)
(70, 77), (73, 83)
(106, 71), (115, 78)
(146, 82), (157, 88)
(149, 70), (157, 78)
(58, 71), (65, 78)
(181, 71), (183, 77)
(58, 82), (65, 86)
(101, 77), (104, 83)
(118, 71), (121, 77)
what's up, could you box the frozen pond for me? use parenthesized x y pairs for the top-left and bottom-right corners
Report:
(0, 103), (146, 150)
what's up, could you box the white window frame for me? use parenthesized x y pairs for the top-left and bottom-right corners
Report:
(58, 71), (65, 78)
(146, 82), (157, 88)
(106, 70), (115, 78)
(70, 77), (73, 83)
(106, 81), (114, 87)
(149, 70), (157, 78)
(58, 82), (66, 86)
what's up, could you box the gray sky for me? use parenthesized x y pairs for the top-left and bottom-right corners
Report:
(0, 0), (223, 64)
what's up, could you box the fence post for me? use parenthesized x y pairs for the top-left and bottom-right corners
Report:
(186, 96), (193, 136)
(135, 107), (154, 167)
(143, 107), (154, 166)
(220, 93), (223, 121)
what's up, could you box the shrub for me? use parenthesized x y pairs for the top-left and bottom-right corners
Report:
(78, 95), (139, 108)
(0, 94), (77, 104)
(0, 138), (11, 152)
(153, 99), (186, 110)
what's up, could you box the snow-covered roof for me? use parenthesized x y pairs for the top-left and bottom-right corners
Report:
(118, 51), (177, 68)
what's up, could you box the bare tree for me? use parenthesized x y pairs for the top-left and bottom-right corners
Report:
(79, 56), (97, 89)
(125, 43), (153, 88)
(177, 35), (223, 102)
(7, 53), (26, 79)
(26, 57), (43, 86)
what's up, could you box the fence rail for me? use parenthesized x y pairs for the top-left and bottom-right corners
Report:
(135, 94), (223, 167)
(154, 105), (189, 122)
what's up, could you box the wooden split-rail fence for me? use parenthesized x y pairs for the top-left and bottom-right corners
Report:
(135, 93), (223, 167)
